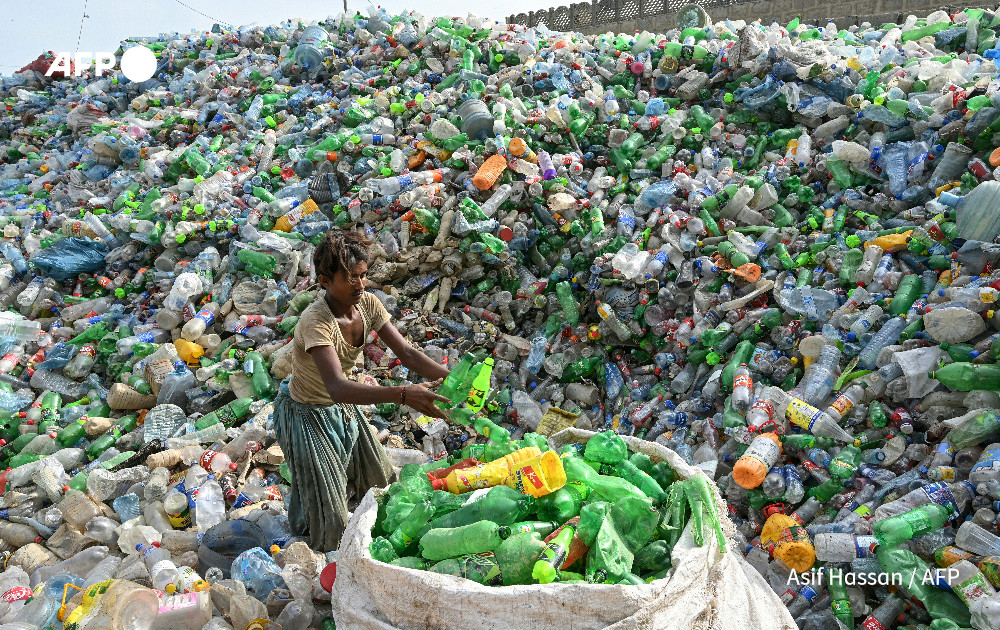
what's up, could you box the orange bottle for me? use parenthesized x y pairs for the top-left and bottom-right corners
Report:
(472, 153), (508, 190)
(507, 137), (537, 163)
(733, 432), (782, 489)
(864, 230), (913, 253)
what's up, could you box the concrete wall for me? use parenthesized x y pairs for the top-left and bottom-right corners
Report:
(508, 0), (996, 37)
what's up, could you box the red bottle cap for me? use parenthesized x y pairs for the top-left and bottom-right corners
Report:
(320, 562), (337, 592)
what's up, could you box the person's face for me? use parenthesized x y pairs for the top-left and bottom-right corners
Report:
(321, 261), (368, 306)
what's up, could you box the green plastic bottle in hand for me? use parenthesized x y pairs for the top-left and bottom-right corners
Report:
(419, 520), (504, 561)
(873, 504), (952, 547)
(532, 523), (577, 584)
(388, 500), (434, 553)
(437, 354), (476, 409)
(467, 357), (495, 412)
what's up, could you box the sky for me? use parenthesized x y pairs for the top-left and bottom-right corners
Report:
(0, 0), (542, 71)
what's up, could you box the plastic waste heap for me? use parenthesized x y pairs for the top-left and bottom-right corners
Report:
(5, 3), (1000, 628)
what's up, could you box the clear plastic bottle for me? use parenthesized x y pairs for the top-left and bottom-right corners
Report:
(856, 316), (908, 370)
(195, 479), (225, 531)
(157, 362), (197, 409)
(955, 520), (1000, 556)
(872, 481), (975, 522)
(825, 384), (864, 423)
(83, 555), (122, 588)
(793, 344), (841, 406)
(731, 364), (753, 414)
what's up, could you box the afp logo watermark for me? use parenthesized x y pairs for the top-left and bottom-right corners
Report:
(45, 47), (157, 82)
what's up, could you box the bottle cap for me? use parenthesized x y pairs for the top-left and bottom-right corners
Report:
(319, 562), (337, 592)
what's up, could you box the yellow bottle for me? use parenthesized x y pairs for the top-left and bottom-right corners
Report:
(62, 579), (113, 626)
(434, 447), (567, 498)
(174, 339), (205, 366)
(761, 513), (816, 573)
(864, 230), (913, 253)
(466, 357), (494, 412)
(273, 198), (319, 232)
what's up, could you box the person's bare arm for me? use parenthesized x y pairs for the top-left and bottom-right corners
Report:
(377, 322), (451, 381)
(310, 345), (450, 419)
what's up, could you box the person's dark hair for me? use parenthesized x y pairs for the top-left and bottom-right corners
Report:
(315, 230), (372, 280)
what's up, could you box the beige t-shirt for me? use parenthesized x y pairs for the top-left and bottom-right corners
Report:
(288, 292), (390, 405)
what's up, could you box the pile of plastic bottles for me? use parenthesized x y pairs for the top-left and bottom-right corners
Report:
(4, 1), (1000, 627)
(369, 429), (724, 586)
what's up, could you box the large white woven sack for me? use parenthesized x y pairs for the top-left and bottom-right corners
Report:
(333, 427), (797, 630)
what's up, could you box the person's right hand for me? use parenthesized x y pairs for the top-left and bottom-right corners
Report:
(405, 384), (451, 420)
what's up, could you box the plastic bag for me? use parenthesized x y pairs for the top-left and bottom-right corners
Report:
(29, 238), (108, 281)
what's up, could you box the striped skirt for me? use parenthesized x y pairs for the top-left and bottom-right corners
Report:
(273, 384), (395, 552)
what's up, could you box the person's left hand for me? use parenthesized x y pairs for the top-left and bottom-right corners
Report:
(404, 383), (451, 420)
